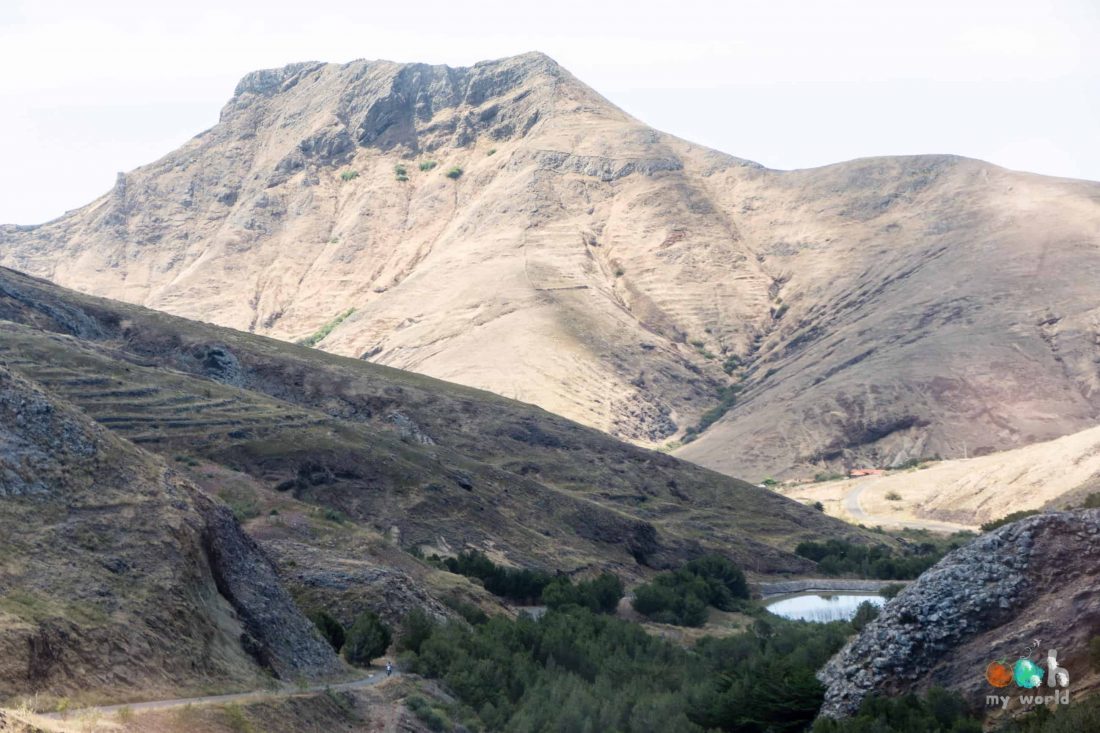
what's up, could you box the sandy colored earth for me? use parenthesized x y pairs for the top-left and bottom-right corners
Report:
(3, 52), (1099, 479)
(778, 424), (1100, 529)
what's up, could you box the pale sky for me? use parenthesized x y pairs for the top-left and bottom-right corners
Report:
(2, 0), (1098, 224)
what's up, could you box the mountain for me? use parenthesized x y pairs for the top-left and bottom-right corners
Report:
(0, 364), (340, 701)
(3, 52), (1099, 480)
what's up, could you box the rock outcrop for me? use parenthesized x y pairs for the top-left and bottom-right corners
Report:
(4, 54), (1098, 478)
(0, 366), (340, 700)
(818, 510), (1100, 719)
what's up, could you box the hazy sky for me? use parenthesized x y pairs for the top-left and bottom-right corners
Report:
(2, 0), (1098, 224)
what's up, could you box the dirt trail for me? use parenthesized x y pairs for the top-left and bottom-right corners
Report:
(843, 481), (975, 533)
(40, 670), (398, 720)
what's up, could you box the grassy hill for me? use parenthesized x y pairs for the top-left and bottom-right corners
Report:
(0, 265), (864, 579)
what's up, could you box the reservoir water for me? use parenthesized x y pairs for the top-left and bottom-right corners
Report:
(764, 592), (885, 622)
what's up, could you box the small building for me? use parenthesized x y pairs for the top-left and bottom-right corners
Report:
(849, 468), (885, 478)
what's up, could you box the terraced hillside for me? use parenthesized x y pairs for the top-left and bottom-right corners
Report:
(0, 266), (863, 578)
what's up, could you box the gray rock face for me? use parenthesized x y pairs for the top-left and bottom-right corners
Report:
(196, 493), (342, 679)
(267, 540), (454, 629)
(387, 411), (435, 445)
(0, 366), (97, 496)
(818, 510), (1100, 718)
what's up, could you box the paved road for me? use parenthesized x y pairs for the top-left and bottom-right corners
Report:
(843, 481), (974, 534)
(42, 669), (397, 720)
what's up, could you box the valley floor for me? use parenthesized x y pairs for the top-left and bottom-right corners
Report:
(776, 427), (1100, 531)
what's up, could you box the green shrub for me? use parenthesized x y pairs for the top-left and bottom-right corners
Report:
(722, 355), (742, 375)
(223, 704), (254, 733)
(445, 166), (463, 180)
(885, 491), (902, 501)
(794, 539), (952, 580)
(340, 169), (359, 181)
(398, 609), (436, 655)
(682, 385), (741, 443)
(442, 596), (489, 625)
(632, 555), (748, 627)
(486, 148), (497, 156)
(297, 308), (356, 347)
(443, 550), (551, 604)
(1082, 492), (1100, 509)
(310, 610), (345, 652)
(406, 696), (450, 732)
(879, 583), (905, 599)
(343, 611), (392, 666)
(981, 509), (1041, 532)
(542, 573), (624, 614)
(226, 498), (260, 522)
(850, 601), (880, 631)
(394, 163), (408, 182)
(419, 160), (438, 171)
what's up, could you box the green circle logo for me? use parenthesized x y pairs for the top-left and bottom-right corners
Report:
(1013, 658), (1043, 689)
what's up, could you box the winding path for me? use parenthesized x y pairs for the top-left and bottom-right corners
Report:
(42, 670), (398, 720)
(843, 481), (974, 533)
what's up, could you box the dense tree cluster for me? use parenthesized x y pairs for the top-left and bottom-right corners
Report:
(541, 572), (624, 613)
(400, 606), (856, 732)
(343, 610), (392, 666)
(389, 546), (1100, 732)
(813, 688), (982, 732)
(443, 550), (553, 604)
(794, 539), (952, 579)
(631, 554), (750, 626)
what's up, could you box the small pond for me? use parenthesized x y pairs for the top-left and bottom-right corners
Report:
(764, 592), (885, 622)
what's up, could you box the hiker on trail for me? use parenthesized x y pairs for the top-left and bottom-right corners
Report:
(386, 660), (393, 677)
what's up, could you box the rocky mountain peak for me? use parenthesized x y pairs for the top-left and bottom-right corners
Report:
(220, 51), (597, 156)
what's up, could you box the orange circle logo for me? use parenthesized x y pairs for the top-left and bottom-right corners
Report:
(986, 661), (1013, 688)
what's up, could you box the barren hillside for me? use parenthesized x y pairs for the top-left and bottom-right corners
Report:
(3, 52), (1099, 478)
(778, 424), (1100, 529)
